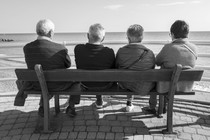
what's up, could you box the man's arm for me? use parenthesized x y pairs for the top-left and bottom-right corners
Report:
(63, 49), (71, 68)
(156, 45), (167, 66)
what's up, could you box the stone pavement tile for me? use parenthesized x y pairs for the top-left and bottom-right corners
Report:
(124, 133), (134, 140)
(86, 126), (98, 132)
(96, 132), (106, 139)
(86, 120), (97, 125)
(201, 125), (210, 130)
(136, 127), (149, 135)
(62, 120), (74, 126)
(183, 127), (197, 134)
(191, 134), (208, 140)
(99, 126), (111, 132)
(49, 132), (59, 139)
(13, 122), (25, 129)
(109, 120), (121, 126)
(39, 134), (50, 140)
(115, 132), (124, 140)
(22, 127), (35, 134)
(1, 136), (12, 140)
(133, 135), (143, 140)
(124, 127), (136, 134)
(30, 134), (40, 140)
(58, 132), (69, 139)
(98, 119), (110, 126)
(61, 126), (74, 132)
(143, 135), (153, 140)
(177, 132), (192, 140)
(85, 114), (96, 120)
(105, 132), (115, 140)
(112, 126), (124, 133)
(197, 129), (210, 137)
(106, 115), (117, 121)
(68, 132), (78, 139)
(77, 132), (87, 139)
(0, 124), (13, 130)
(74, 120), (85, 126)
(11, 135), (22, 140)
(8, 129), (22, 136)
(74, 126), (86, 132)
(21, 134), (31, 140)
(86, 132), (97, 139)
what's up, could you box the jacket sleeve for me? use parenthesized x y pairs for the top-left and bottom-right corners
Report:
(64, 49), (71, 68)
(156, 45), (167, 66)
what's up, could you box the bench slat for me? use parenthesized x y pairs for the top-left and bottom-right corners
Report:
(15, 69), (203, 82)
(24, 91), (195, 95)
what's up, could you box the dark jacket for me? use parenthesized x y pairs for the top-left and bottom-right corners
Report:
(74, 43), (115, 87)
(24, 39), (72, 91)
(116, 43), (155, 95)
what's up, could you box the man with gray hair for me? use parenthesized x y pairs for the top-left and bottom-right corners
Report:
(116, 24), (156, 113)
(74, 23), (115, 109)
(15, 19), (80, 117)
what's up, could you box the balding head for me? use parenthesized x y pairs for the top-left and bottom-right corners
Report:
(36, 19), (55, 38)
(88, 23), (105, 44)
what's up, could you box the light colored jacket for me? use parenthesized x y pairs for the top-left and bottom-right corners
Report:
(156, 38), (198, 93)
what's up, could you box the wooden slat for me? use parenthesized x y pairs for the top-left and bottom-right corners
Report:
(179, 70), (204, 81)
(15, 69), (204, 82)
(24, 91), (195, 95)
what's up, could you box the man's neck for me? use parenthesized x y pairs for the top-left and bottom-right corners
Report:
(37, 36), (52, 41)
(88, 41), (101, 45)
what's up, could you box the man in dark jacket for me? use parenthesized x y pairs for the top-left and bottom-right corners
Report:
(74, 23), (115, 109)
(14, 19), (80, 117)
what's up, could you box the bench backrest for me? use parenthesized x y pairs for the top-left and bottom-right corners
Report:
(15, 65), (203, 82)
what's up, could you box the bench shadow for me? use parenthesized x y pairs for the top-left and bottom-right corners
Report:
(150, 100), (210, 132)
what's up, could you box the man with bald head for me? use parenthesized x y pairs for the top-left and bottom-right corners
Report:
(15, 19), (80, 117)
(73, 23), (115, 109)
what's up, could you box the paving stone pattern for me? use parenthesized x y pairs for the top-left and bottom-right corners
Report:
(0, 94), (210, 140)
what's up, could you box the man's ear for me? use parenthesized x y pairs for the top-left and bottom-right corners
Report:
(87, 33), (90, 40)
(101, 36), (105, 42)
(127, 36), (131, 43)
(48, 30), (54, 38)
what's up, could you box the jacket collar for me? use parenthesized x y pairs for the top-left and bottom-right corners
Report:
(37, 36), (52, 41)
(172, 38), (189, 44)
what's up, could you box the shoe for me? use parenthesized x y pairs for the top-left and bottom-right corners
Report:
(95, 100), (103, 109)
(125, 101), (134, 112)
(38, 106), (44, 117)
(142, 106), (156, 115)
(66, 105), (77, 117)
(163, 106), (167, 114)
(125, 104), (134, 112)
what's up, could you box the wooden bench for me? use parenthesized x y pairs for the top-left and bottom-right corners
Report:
(15, 64), (203, 134)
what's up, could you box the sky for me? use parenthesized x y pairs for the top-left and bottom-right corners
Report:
(0, 0), (209, 33)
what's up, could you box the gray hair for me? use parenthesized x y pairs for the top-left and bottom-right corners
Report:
(88, 23), (105, 42)
(36, 19), (55, 36)
(127, 24), (144, 42)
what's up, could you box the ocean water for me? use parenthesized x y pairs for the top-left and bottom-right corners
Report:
(1, 31), (210, 43)
(0, 31), (210, 55)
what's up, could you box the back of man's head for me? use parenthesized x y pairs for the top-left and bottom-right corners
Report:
(36, 19), (55, 37)
(127, 24), (144, 43)
(170, 20), (189, 39)
(88, 23), (105, 43)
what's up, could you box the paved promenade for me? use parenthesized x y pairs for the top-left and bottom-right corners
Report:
(0, 92), (210, 140)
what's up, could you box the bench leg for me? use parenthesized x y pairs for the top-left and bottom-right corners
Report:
(162, 95), (176, 134)
(42, 96), (53, 133)
(157, 95), (164, 118)
(54, 95), (60, 115)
